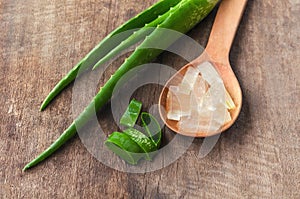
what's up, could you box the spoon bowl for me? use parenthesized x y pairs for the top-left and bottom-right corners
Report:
(159, 0), (247, 137)
(159, 52), (242, 137)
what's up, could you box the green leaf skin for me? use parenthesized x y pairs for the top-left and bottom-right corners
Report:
(120, 99), (142, 127)
(123, 128), (157, 161)
(40, 0), (182, 111)
(105, 132), (143, 165)
(23, 0), (219, 170)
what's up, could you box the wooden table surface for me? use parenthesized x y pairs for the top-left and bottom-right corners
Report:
(1, 0), (299, 198)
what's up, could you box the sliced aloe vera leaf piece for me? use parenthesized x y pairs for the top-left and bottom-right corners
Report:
(141, 112), (162, 147)
(105, 132), (143, 165)
(124, 128), (157, 161)
(120, 99), (142, 127)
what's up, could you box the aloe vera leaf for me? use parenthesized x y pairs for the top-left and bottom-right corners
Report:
(92, 8), (172, 70)
(23, 0), (219, 170)
(40, 0), (182, 111)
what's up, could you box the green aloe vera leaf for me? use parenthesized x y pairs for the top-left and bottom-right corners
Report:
(40, 0), (182, 111)
(92, 5), (173, 70)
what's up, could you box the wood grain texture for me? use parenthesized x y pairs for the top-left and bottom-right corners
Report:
(0, 0), (299, 198)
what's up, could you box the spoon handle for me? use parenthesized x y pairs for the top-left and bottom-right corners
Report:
(206, 0), (248, 64)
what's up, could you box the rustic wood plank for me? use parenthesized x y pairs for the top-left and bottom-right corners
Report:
(0, 0), (299, 198)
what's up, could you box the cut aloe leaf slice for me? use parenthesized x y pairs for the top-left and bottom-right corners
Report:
(120, 99), (142, 127)
(124, 128), (157, 161)
(141, 112), (162, 147)
(105, 132), (143, 165)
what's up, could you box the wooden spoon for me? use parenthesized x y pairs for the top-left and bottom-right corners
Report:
(159, 0), (248, 137)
